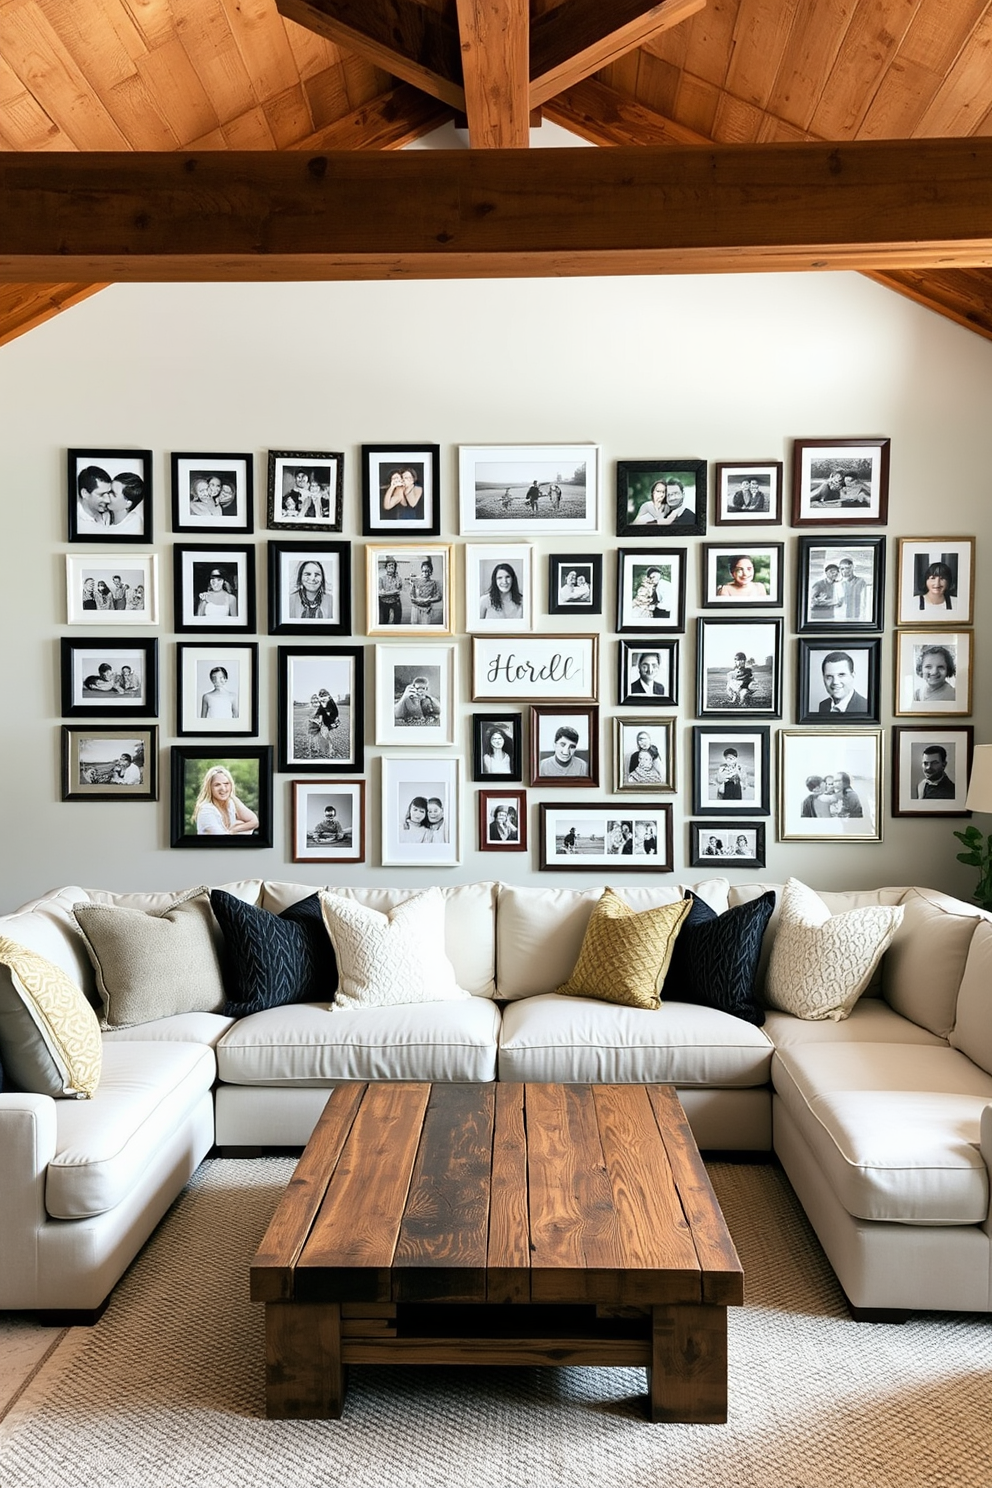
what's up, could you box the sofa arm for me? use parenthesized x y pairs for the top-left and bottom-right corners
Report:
(0, 1095), (58, 1309)
(982, 1104), (992, 1180)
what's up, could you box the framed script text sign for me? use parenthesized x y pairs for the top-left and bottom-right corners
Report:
(471, 635), (599, 703)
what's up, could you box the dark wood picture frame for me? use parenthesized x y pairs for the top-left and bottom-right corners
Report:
(797, 637), (882, 725)
(616, 459), (707, 536)
(169, 745), (273, 847)
(701, 543), (785, 608)
(791, 437), (890, 527)
(267, 540), (352, 637)
(61, 725), (158, 801)
(60, 636), (158, 719)
(689, 820), (766, 869)
(67, 448), (153, 544)
(291, 779), (366, 863)
(692, 725), (771, 816)
(267, 450), (344, 532)
(478, 789), (527, 852)
(529, 704), (599, 788)
(713, 462), (782, 526)
(471, 712), (523, 782)
(891, 725), (974, 817)
(538, 802), (675, 871)
(796, 535), (886, 632)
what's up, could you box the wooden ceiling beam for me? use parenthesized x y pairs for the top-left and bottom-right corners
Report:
(456, 0), (530, 148)
(530, 0), (708, 108)
(0, 282), (108, 351)
(863, 268), (992, 342)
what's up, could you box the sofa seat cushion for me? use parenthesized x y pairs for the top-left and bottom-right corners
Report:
(498, 993), (773, 1086)
(46, 1041), (216, 1220)
(216, 998), (501, 1085)
(100, 1011), (236, 1046)
(773, 1043), (992, 1224)
(765, 999), (946, 1050)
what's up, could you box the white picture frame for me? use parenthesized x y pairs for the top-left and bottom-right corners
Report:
(471, 634), (599, 702)
(380, 755), (460, 867)
(375, 643), (455, 746)
(66, 553), (159, 625)
(458, 444), (599, 534)
(463, 543), (533, 632)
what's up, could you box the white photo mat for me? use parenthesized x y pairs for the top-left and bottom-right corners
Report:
(380, 756), (460, 867)
(375, 643), (455, 746)
(66, 553), (159, 624)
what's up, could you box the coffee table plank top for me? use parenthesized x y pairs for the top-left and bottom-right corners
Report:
(486, 1083), (531, 1303)
(526, 1082), (626, 1275)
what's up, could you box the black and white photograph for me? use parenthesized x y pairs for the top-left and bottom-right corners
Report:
(365, 543), (453, 635)
(361, 445), (440, 536)
(778, 729), (882, 840)
(472, 634), (598, 703)
(896, 537), (974, 626)
(277, 645), (364, 774)
(692, 726), (770, 816)
(696, 618), (783, 718)
(797, 639), (881, 724)
(267, 451), (343, 531)
(702, 544), (784, 607)
(689, 822), (765, 869)
(375, 642), (455, 746)
(61, 637), (157, 719)
(176, 642), (258, 737)
(67, 448), (153, 543)
(173, 545), (255, 634)
(797, 536), (885, 631)
(892, 726), (974, 817)
(458, 444), (599, 534)
(267, 541), (351, 636)
(616, 459), (706, 537)
(548, 553), (603, 615)
(538, 803), (674, 871)
(791, 437), (890, 526)
(479, 790), (527, 853)
(171, 452), (253, 533)
(895, 630), (973, 717)
(713, 462), (782, 526)
(66, 553), (159, 625)
(529, 705), (599, 788)
(613, 718), (675, 793)
(381, 755), (460, 867)
(616, 548), (686, 633)
(292, 780), (365, 863)
(464, 543), (533, 632)
(61, 725), (157, 801)
(617, 639), (679, 708)
(471, 714), (523, 782)
(170, 746), (273, 847)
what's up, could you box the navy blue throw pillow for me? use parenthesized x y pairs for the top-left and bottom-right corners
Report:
(211, 890), (338, 1017)
(663, 889), (775, 1025)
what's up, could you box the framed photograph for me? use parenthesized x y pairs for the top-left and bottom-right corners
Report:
(797, 536), (885, 631)
(277, 646), (365, 774)
(548, 554), (603, 615)
(464, 543), (533, 632)
(66, 553), (159, 625)
(896, 537), (974, 626)
(695, 618), (783, 718)
(538, 803), (674, 871)
(614, 718), (675, 793)
(617, 638), (679, 707)
(267, 451), (343, 531)
(173, 545), (255, 634)
(365, 543), (453, 635)
(778, 729), (883, 840)
(692, 726), (770, 816)
(797, 639), (881, 724)
(292, 780), (366, 863)
(616, 459), (706, 537)
(894, 630), (972, 717)
(60, 637), (157, 719)
(471, 634), (598, 703)
(713, 462), (782, 526)
(479, 789), (527, 852)
(361, 445), (440, 536)
(381, 755), (460, 867)
(170, 746), (273, 847)
(892, 727), (973, 818)
(375, 642), (455, 746)
(458, 444), (599, 534)
(529, 704), (599, 788)
(701, 544), (784, 607)
(267, 541), (351, 637)
(791, 438), (890, 526)
(616, 548), (686, 633)
(471, 713), (523, 782)
(61, 725), (157, 801)
(67, 448), (153, 543)
(171, 452), (253, 533)
(689, 822), (765, 869)
(175, 643), (258, 737)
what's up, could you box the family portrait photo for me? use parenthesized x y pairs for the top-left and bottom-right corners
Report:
(472, 714), (522, 781)
(778, 729), (882, 840)
(539, 804), (673, 871)
(895, 631), (972, 717)
(613, 718), (675, 793)
(792, 437), (890, 525)
(277, 646), (363, 774)
(62, 726), (157, 801)
(616, 460), (706, 537)
(548, 554), (602, 614)
(268, 542), (351, 636)
(458, 444), (598, 534)
(702, 545), (783, 607)
(171, 452), (253, 533)
(797, 640), (881, 725)
(479, 790), (526, 852)
(891, 726), (973, 817)
(61, 637), (156, 718)
(170, 746), (272, 847)
(366, 545), (453, 634)
(692, 727), (769, 815)
(797, 537), (885, 631)
(529, 705), (598, 788)
(267, 451), (343, 531)
(375, 643), (454, 746)
(896, 538), (974, 626)
(380, 756), (459, 867)
(616, 549), (686, 632)
(292, 781), (365, 863)
(713, 462), (782, 526)
(68, 448), (153, 543)
(689, 822), (765, 869)
(66, 554), (158, 625)
(174, 546), (254, 634)
(361, 445), (440, 535)
(463, 544), (532, 632)
(696, 618), (782, 718)
(617, 639), (679, 707)
(176, 643), (258, 737)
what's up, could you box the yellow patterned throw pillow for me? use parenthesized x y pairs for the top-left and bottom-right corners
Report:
(554, 888), (691, 1009)
(0, 937), (102, 1098)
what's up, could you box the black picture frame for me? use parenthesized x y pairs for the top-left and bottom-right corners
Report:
(695, 617), (783, 719)
(267, 450), (344, 532)
(170, 452), (254, 533)
(61, 725), (158, 801)
(701, 543), (785, 608)
(692, 725), (770, 816)
(175, 642), (259, 738)
(791, 437), (890, 527)
(796, 535), (886, 632)
(173, 544), (256, 634)
(616, 459), (707, 537)
(616, 548), (687, 633)
(170, 745), (273, 847)
(891, 725), (974, 818)
(689, 821), (766, 869)
(797, 637), (881, 725)
(617, 638), (679, 707)
(713, 462), (782, 526)
(361, 444), (441, 536)
(529, 704), (600, 788)
(471, 712), (523, 782)
(60, 636), (158, 719)
(267, 540), (352, 637)
(547, 554), (603, 615)
(277, 645), (365, 775)
(67, 448), (153, 544)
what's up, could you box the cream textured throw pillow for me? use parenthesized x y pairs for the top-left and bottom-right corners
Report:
(319, 887), (469, 1010)
(0, 937), (102, 1097)
(766, 878), (904, 1021)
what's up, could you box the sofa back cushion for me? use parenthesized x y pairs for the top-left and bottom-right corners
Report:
(881, 888), (982, 1038)
(0, 887), (99, 1005)
(949, 918), (992, 1074)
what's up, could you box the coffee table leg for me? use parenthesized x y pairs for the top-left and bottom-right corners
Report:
(264, 1301), (346, 1419)
(648, 1303), (728, 1423)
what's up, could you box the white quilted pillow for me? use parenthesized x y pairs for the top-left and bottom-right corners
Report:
(766, 878), (904, 1022)
(319, 887), (469, 1011)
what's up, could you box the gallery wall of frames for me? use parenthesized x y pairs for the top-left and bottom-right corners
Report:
(60, 437), (976, 872)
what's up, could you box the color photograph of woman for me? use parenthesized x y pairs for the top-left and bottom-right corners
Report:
(173, 748), (272, 847)
(191, 764), (258, 835)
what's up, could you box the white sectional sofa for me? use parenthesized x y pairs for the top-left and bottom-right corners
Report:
(1, 876), (991, 1322)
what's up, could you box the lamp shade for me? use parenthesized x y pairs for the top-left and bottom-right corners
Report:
(966, 745), (992, 814)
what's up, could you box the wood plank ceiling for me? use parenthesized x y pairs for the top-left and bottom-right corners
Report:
(2, 0), (992, 344)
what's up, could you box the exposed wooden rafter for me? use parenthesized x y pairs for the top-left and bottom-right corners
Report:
(456, 0), (530, 148)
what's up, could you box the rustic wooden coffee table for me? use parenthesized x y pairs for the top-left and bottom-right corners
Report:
(250, 1081), (743, 1423)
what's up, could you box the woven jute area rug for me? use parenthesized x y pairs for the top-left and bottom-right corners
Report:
(3, 1157), (991, 1487)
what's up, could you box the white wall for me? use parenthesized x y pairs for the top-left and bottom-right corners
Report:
(0, 271), (990, 909)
